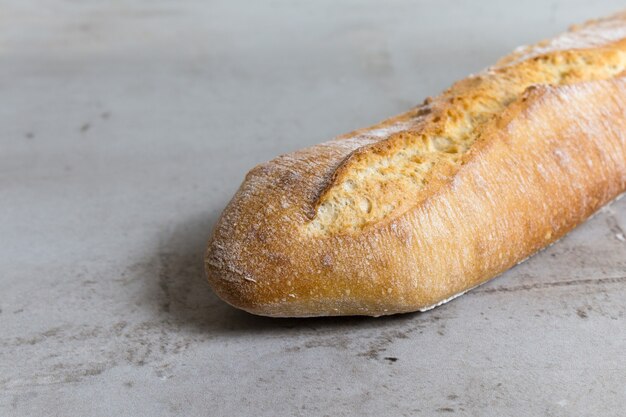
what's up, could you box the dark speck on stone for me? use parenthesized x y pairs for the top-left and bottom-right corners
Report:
(384, 357), (398, 363)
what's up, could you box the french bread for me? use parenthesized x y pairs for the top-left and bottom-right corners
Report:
(205, 12), (626, 317)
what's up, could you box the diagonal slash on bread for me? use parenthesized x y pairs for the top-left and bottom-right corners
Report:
(206, 12), (626, 317)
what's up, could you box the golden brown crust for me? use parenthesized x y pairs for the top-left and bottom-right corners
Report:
(310, 21), (626, 234)
(206, 12), (626, 317)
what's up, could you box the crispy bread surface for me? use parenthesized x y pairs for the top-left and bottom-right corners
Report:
(206, 13), (626, 317)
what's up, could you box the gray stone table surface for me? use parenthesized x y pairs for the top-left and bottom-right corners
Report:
(1, 1), (626, 416)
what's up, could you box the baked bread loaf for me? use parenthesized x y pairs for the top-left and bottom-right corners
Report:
(206, 12), (626, 317)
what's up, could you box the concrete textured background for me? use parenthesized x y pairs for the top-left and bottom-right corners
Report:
(1, 1), (625, 416)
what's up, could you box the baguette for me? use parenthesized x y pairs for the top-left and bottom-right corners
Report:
(205, 12), (626, 317)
